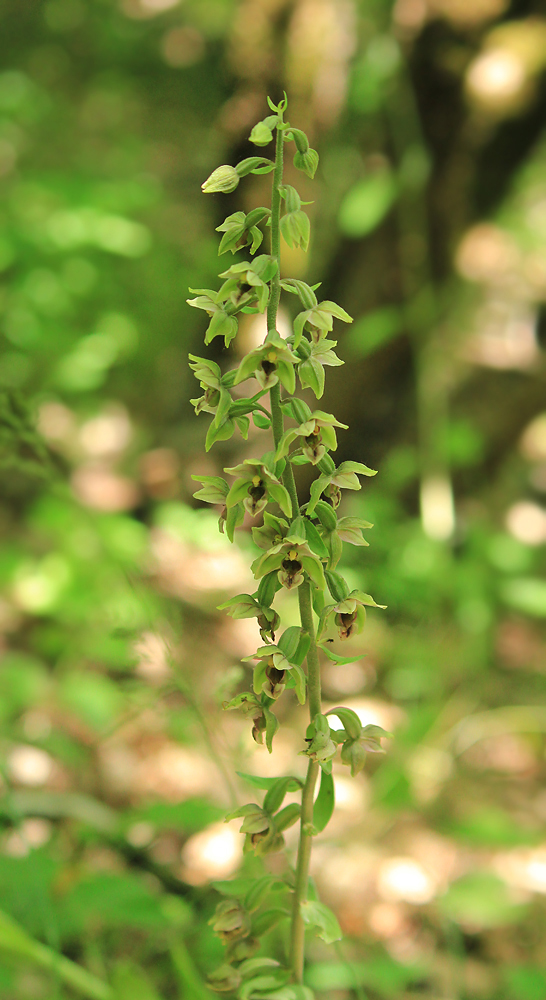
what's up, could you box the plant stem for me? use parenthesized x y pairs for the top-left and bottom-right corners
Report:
(267, 113), (323, 986)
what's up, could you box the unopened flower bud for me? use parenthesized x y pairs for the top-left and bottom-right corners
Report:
(208, 963), (242, 993)
(209, 900), (251, 942)
(202, 165), (240, 194)
(250, 121), (273, 146)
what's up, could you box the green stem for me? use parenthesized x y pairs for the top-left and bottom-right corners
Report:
(267, 115), (323, 986)
(266, 115), (284, 336)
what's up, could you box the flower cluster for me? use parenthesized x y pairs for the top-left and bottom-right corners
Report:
(188, 95), (390, 996)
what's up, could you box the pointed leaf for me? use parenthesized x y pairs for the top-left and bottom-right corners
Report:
(264, 776), (301, 815)
(299, 357), (324, 399)
(225, 502), (244, 542)
(318, 645), (362, 666)
(267, 482), (292, 518)
(274, 803), (301, 832)
(300, 899), (342, 943)
(313, 769), (335, 833)
(289, 662), (306, 705)
(264, 705), (279, 753)
(303, 519), (329, 558)
(277, 626), (303, 661)
(337, 461), (377, 476)
(236, 772), (302, 791)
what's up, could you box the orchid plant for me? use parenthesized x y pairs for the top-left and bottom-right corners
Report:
(189, 95), (389, 999)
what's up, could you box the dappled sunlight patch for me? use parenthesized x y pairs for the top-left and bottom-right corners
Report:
(71, 464), (140, 512)
(134, 743), (220, 801)
(377, 857), (437, 905)
(7, 745), (54, 787)
(492, 846), (546, 894)
(180, 820), (242, 885)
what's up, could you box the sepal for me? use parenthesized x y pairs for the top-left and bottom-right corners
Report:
(293, 147), (319, 179)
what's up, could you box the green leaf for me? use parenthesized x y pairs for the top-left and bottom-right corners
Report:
(294, 631), (311, 666)
(236, 156), (275, 177)
(257, 570), (281, 608)
(205, 416), (234, 451)
(318, 645), (361, 666)
(299, 357), (324, 398)
(313, 769), (335, 833)
(253, 410), (271, 429)
(325, 569), (350, 602)
(237, 772), (303, 793)
(280, 279), (318, 311)
(304, 518), (329, 558)
(225, 502), (245, 542)
(226, 477), (250, 508)
(276, 358), (296, 395)
(267, 482), (292, 518)
(300, 899), (342, 943)
(337, 460), (377, 476)
(264, 705), (279, 753)
(277, 625), (303, 661)
(249, 909), (290, 938)
(264, 776), (300, 814)
(307, 474), (329, 515)
(217, 594), (261, 618)
(213, 387), (232, 428)
(288, 662), (306, 704)
(338, 170), (398, 238)
(274, 803), (301, 832)
(244, 876), (284, 912)
(300, 555), (326, 590)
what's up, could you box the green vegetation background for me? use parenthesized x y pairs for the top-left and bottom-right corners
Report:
(1, 0), (546, 998)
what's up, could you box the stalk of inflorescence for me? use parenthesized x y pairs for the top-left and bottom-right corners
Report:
(266, 113), (322, 984)
(188, 95), (390, 1000)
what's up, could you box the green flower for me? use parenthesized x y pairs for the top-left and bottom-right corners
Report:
(217, 593), (280, 642)
(318, 589), (386, 641)
(306, 460), (377, 515)
(217, 254), (277, 314)
(340, 725), (389, 776)
(251, 512), (289, 551)
(191, 474), (229, 505)
(252, 540), (325, 591)
(243, 643), (296, 701)
(293, 300), (352, 349)
(209, 899), (251, 942)
(275, 410), (348, 466)
(300, 713), (337, 766)
(234, 329), (299, 394)
(216, 207), (270, 256)
(224, 457), (292, 518)
(297, 338), (344, 399)
(186, 289), (239, 348)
